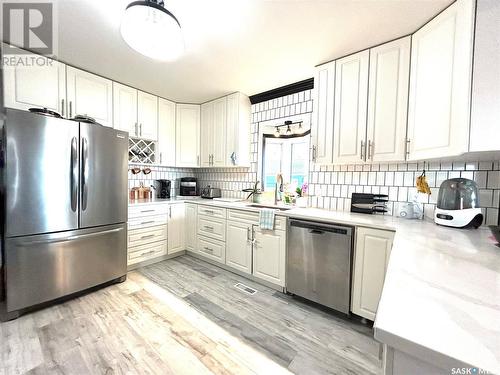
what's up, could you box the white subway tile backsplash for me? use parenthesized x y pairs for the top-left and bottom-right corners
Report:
(487, 171), (500, 189)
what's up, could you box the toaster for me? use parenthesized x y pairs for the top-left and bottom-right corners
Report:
(200, 185), (222, 199)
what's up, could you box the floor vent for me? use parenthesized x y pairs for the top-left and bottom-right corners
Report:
(234, 283), (257, 295)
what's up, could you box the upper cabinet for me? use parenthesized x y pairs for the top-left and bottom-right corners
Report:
(3, 44), (66, 115)
(157, 98), (176, 166)
(312, 61), (335, 164)
(137, 91), (158, 140)
(66, 66), (113, 127)
(332, 50), (370, 164)
(201, 97), (227, 167)
(407, 0), (475, 160)
(176, 104), (201, 167)
(367, 37), (410, 162)
(226, 92), (251, 167)
(113, 82), (137, 134)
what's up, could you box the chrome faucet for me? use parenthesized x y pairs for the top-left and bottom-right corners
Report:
(274, 174), (283, 205)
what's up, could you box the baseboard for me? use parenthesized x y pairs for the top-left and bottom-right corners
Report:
(127, 251), (186, 271)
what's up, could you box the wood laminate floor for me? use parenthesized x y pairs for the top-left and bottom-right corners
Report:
(1, 255), (381, 375)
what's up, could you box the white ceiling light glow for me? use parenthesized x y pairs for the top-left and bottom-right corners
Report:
(120, 0), (184, 61)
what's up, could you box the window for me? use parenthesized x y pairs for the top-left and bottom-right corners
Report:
(262, 134), (310, 192)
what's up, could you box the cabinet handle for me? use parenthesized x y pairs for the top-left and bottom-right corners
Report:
(197, 155), (200, 165)
(230, 152), (237, 165)
(203, 209), (214, 215)
(247, 227), (251, 241)
(368, 140), (373, 160)
(203, 225), (214, 231)
(203, 246), (214, 253)
(159, 152), (162, 164)
(69, 101), (73, 118)
(139, 123), (143, 137)
(61, 99), (65, 117)
(140, 250), (156, 257)
(169, 206), (172, 218)
(210, 154), (213, 166)
(140, 234), (155, 240)
(140, 220), (155, 225)
(312, 145), (317, 161)
(360, 140), (365, 161)
(406, 138), (411, 158)
(140, 209), (155, 213)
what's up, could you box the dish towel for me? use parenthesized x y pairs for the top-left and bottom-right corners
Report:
(259, 209), (276, 230)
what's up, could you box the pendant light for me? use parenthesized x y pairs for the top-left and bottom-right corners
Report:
(274, 126), (281, 137)
(121, 0), (184, 61)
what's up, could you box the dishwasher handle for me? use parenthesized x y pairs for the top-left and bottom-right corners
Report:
(289, 219), (352, 236)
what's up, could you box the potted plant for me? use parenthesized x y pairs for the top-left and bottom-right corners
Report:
(295, 183), (308, 207)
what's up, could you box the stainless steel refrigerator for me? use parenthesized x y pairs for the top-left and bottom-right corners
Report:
(0, 109), (128, 320)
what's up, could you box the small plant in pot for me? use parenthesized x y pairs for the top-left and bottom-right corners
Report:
(295, 183), (308, 207)
(243, 181), (262, 203)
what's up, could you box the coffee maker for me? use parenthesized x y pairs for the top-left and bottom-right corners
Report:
(153, 179), (171, 199)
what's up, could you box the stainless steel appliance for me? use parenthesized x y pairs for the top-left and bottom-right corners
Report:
(435, 178), (483, 228)
(153, 179), (171, 199)
(0, 109), (128, 321)
(287, 219), (353, 314)
(200, 185), (221, 199)
(179, 177), (197, 196)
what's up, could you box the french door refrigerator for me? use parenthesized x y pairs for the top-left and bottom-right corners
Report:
(0, 109), (128, 320)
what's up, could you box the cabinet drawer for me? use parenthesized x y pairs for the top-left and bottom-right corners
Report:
(197, 215), (226, 241)
(197, 236), (225, 264)
(128, 240), (167, 265)
(128, 225), (167, 247)
(227, 209), (287, 230)
(197, 205), (226, 219)
(129, 204), (169, 219)
(128, 214), (168, 230)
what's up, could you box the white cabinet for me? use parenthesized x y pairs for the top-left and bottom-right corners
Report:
(367, 37), (411, 162)
(407, 0), (475, 160)
(167, 204), (185, 254)
(226, 92), (250, 167)
(253, 228), (286, 287)
(3, 45), (67, 115)
(157, 98), (176, 166)
(176, 104), (200, 167)
(185, 203), (197, 251)
(137, 91), (158, 140)
(197, 236), (226, 264)
(351, 227), (395, 321)
(201, 97), (229, 167)
(312, 61), (335, 164)
(226, 221), (253, 274)
(333, 50), (369, 163)
(113, 82), (137, 134)
(66, 66), (113, 127)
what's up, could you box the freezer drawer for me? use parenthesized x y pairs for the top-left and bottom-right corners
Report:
(5, 223), (126, 312)
(287, 220), (353, 314)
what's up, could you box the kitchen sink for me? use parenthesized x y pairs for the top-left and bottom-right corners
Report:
(246, 204), (292, 211)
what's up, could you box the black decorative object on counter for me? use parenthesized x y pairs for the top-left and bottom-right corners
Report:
(350, 193), (389, 215)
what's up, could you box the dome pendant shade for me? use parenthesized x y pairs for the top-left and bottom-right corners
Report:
(120, 1), (184, 61)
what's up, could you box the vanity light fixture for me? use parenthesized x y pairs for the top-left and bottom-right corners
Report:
(120, 0), (184, 61)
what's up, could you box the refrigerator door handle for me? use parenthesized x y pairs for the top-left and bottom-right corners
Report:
(70, 137), (78, 212)
(81, 137), (89, 211)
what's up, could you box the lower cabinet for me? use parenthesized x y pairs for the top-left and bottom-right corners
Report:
(167, 203), (185, 254)
(226, 221), (253, 274)
(351, 227), (395, 320)
(197, 235), (226, 264)
(252, 227), (286, 287)
(185, 203), (198, 251)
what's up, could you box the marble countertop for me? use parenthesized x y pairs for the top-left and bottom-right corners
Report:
(127, 197), (500, 372)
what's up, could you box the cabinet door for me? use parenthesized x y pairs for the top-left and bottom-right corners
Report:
(226, 221), (252, 274)
(113, 82), (137, 134)
(66, 67), (113, 127)
(333, 50), (369, 163)
(168, 204), (185, 254)
(367, 37), (410, 162)
(312, 61), (335, 164)
(253, 228), (286, 287)
(185, 204), (198, 251)
(3, 44), (66, 115)
(200, 102), (214, 167)
(407, 0), (474, 160)
(137, 91), (158, 140)
(157, 98), (176, 166)
(176, 104), (200, 167)
(226, 93), (250, 167)
(212, 97), (227, 166)
(351, 227), (394, 321)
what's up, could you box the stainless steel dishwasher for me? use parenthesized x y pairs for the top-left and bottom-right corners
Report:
(286, 219), (353, 314)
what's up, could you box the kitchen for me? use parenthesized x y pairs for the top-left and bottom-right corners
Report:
(0, 0), (499, 374)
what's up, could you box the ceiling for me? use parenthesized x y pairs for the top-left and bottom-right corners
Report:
(55, 0), (452, 103)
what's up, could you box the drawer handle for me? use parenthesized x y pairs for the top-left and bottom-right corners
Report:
(140, 209), (155, 213)
(203, 246), (214, 253)
(203, 225), (214, 231)
(140, 234), (155, 240)
(140, 250), (156, 257)
(203, 210), (214, 214)
(141, 220), (155, 225)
